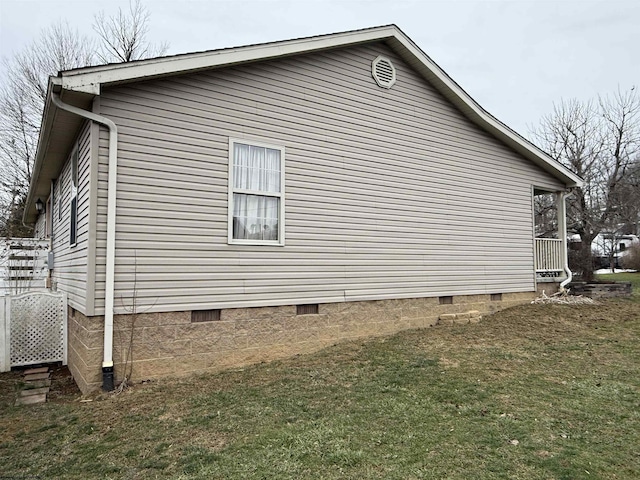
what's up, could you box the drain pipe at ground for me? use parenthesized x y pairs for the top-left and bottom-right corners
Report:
(50, 92), (118, 391)
(558, 191), (573, 292)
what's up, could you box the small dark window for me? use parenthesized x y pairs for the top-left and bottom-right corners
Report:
(619, 243), (626, 251)
(46, 195), (52, 237)
(491, 293), (503, 301)
(296, 304), (319, 315)
(439, 296), (453, 305)
(191, 309), (221, 323)
(69, 197), (77, 244)
(69, 148), (78, 246)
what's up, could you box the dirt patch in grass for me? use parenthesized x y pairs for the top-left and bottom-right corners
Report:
(48, 364), (82, 401)
(1, 299), (639, 479)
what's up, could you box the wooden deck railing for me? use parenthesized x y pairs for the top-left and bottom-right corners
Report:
(534, 238), (564, 274)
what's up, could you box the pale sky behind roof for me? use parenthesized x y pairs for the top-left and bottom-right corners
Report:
(0, 0), (638, 137)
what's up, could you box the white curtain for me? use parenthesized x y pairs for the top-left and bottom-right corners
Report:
(232, 144), (281, 241)
(233, 143), (280, 192)
(233, 194), (279, 240)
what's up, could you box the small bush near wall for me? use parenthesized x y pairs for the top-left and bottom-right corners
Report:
(622, 245), (640, 271)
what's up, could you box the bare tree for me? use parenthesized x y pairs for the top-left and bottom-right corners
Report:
(534, 193), (558, 238)
(1, 2), (169, 236)
(0, 22), (95, 237)
(93, 0), (168, 63)
(532, 88), (640, 280)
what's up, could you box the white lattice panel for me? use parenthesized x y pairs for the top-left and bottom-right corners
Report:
(10, 292), (67, 367)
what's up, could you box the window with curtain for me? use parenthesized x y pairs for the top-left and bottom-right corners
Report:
(229, 140), (284, 245)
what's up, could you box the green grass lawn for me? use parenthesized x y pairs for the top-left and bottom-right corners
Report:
(1, 300), (639, 479)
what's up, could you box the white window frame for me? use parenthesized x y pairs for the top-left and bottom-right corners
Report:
(228, 138), (285, 246)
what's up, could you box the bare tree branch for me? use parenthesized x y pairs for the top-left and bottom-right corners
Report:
(1, 3), (169, 236)
(93, 0), (168, 64)
(530, 87), (640, 279)
(0, 21), (94, 237)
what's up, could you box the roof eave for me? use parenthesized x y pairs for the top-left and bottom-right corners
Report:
(57, 24), (581, 188)
(384, 34), (583, 188)
(59, 25), (400, 93)
(25, 24), (581, 225)
(24, 78), (95, 223)
(23, 78), (59, 224)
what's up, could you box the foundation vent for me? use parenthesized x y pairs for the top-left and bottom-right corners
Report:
(191, 309), (221, 322)
(371, 56), (396, 89)
(491, 293), (503, 301)
(296, 304), (319, 315)
(439, 296), (453, 305)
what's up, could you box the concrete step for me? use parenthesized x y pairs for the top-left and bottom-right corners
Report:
(17, 367), (52, 405)
(23, 367), (50, 375)
(24, 372), (51, 382)
(27, 379), (52, 388)
(20, 387), (50, 397)
(15, 393), (47, 405)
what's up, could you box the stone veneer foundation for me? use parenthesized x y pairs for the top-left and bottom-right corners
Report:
(67, 286), (557, 394)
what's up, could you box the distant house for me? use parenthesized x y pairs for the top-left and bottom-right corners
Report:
(590, 233), (640, 269)
(24, 25), (581, 393)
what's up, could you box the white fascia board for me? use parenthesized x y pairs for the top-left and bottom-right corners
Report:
(59, 26), (398, 93)
(62, 80), (100, 95)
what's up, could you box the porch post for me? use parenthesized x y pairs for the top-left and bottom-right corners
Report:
(0, 295), (10, 372)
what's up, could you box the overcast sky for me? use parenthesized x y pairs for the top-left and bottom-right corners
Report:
(1, 0), (638, 136)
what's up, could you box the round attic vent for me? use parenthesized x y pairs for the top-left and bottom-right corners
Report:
(371, 56), (396, 89)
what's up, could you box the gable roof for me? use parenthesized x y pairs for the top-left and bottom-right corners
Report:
(25, 24), (582, 222)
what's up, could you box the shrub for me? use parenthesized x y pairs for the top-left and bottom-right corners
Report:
(622, 244), (640, 270)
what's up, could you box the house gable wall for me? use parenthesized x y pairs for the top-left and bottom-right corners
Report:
(94, 41), (565, 315)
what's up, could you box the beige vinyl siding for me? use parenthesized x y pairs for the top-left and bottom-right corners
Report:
(50, 120), (92, 312)
(94, 42), (565, 314)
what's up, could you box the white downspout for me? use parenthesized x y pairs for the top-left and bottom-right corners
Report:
(557, 191), (573, 291)
(51, 92), (118, 391)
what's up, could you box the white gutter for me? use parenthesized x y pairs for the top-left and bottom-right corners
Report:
(51, 92), (118, 391)
(558, 191), (573, 291)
